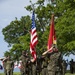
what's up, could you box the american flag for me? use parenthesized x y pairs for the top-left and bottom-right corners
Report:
(30, 11), (38, 61)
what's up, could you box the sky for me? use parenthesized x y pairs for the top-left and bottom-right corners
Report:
(0, 0), (75, 73)
(0, 0), (75, 61)
(0, 0), (37, 58)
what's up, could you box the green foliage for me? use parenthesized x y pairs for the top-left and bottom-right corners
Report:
(2, 0), (75, 60)
(4, 51), (10, 57)
(54, 0), (75, 54)
(2, 16), (31, 46)
(19, 34), (30, 50)
(9, 44), (23, 61)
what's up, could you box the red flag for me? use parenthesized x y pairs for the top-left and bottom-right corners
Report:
(47, 15), (57, 52)
(30, 11), (38, 61)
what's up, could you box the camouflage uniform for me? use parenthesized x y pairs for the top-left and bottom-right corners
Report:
(28, 61), (32, 75)
(3, 59), (7, 75)
(5, 56), (14, 75)
(26, 56), (32, 75)
(36, 57), (42, 75)
(19, 51), (28, 75)
(41, 56), (48, 75)
(61, 60), (67, 75)
(47, 51), (61, 75)
(56, 52), (62, 75)
(32, 61), (37, 75)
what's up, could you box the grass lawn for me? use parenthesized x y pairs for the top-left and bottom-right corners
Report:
(0, 72), (75, 75)
(0, 72), (20, 75)
(65, 73), (75, 75)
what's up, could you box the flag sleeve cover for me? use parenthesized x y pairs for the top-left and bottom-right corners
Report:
(30, 11), (38, 61)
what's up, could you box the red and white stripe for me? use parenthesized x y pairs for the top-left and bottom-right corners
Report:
(30, 28), (38, 60)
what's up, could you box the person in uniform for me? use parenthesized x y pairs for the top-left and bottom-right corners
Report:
(30, 58), (37, 75)
(69, 59), (74, 74)
(36, 56), (42, 75)
(41, 55), (48, 75)
(0, 57), (7, 75)
(25, 52), (31, 75)
(4, 56), (14, 75)
(27, 60), (32, 75)
(61, 60), (67, 75)
(19, 51), (29, 75)
(42, 44), (61, 75)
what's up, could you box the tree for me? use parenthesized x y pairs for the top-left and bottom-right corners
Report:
(2, 0), (75, 60)
(54, 0), (75, 55)
(2, 16), (31, 60)
(2, 16), (31, 46)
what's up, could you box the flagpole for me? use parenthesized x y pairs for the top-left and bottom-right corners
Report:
(51, 14), (58, 49)
(50, 14), (58, 49)
(23, 0), (36, 35)
(42, 14), (58, 55)
(30, 1), (38, 62)
(30, 0), (35, 11)
(51, 14), (54, 24)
